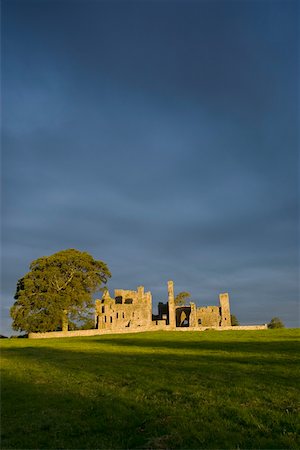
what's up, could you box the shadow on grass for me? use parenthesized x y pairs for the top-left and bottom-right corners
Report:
(2, 334), (300, 449)
(1, 370), (158, 450)
(86, 334), (300, 356)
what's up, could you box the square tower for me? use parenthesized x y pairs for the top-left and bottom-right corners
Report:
(219, 293), (231, 326)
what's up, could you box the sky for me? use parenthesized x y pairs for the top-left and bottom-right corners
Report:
(1, 0), (299, 335)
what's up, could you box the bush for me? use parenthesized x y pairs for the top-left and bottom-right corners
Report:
(268, 317), (284, 329)
(231, 314), (239, 326)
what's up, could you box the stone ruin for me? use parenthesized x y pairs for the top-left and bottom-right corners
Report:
(95, 280), (232, 331)
(28, 280), (267, 338)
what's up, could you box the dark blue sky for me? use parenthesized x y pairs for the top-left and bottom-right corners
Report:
(2, 0), (299, 335)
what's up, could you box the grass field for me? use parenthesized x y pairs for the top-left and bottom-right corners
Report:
(1, 329), (300, 449)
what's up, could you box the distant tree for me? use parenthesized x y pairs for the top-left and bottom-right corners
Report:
(268, 317), (285, 329)
(10, 249), (111, 333)
(79, 316), (96, 330)
(231, 314), (239, 326)
(9, 334), (28, 339)
(174, 291), (191, 306)
(67, 315), (95, 331)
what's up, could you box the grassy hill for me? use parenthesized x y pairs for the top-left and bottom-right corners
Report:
(1, 329), (299, 449)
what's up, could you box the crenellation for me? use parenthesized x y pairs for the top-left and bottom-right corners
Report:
(196, 306), (221, 327)
(95, 285), (153, 330)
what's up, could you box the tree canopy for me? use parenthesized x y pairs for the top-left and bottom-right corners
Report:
(10, 249), (111, 333)
(268, 317), (285, 329)
(174, 291), (191, 306)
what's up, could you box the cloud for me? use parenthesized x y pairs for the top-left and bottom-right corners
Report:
(1, 0), (298, 336)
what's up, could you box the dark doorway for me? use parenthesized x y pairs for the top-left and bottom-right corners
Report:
(176, 307), (191, 327)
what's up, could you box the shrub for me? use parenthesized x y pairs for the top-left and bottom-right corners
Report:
(268, 317), (284, 329)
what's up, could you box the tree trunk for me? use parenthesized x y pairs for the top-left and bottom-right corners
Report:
(62, 310), (68, 332)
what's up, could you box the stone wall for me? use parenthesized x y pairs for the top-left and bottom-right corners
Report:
(28, 324), (268, 339)
(196, 306), (221, 327)
(95, 285), (152, 330)
(184, 293), (232, 328)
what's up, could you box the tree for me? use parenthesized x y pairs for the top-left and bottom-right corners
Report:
(268, 317), (284, 329)
(10, 249), (111, 333)
(231, 314), (239, 326)
(174, 291), (191, 306)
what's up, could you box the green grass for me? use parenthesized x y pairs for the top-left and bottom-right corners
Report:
(1, 329), (300, 449)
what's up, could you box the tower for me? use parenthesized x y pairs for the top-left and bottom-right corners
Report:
(219, 293), (231, 326)
(168, 280), (176, 328)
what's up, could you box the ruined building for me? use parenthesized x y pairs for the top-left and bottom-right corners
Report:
(28, 280), (267, 338)
(95, 281), (231, 330)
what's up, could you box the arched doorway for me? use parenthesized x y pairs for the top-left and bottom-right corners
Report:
(176, 307), (191, 327)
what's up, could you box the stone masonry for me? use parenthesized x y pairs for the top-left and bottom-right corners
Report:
(95, 286), (152, 330)
(95, 280), (232, 331)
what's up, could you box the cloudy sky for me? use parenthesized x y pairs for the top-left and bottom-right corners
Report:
(2, 0), (299, 335)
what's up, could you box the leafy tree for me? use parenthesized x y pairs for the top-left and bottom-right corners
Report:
(268, 317), (284, 329)
(174, 291), (191, 306)
(11, 249), (111, 333)
(231, 314), (239, 326)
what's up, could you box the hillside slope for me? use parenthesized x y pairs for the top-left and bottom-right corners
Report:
(1, 330), (299, 449)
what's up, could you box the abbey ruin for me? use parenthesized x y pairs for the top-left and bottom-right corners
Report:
(28, 280), (267, 338)
(95, 281), (232, 331)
